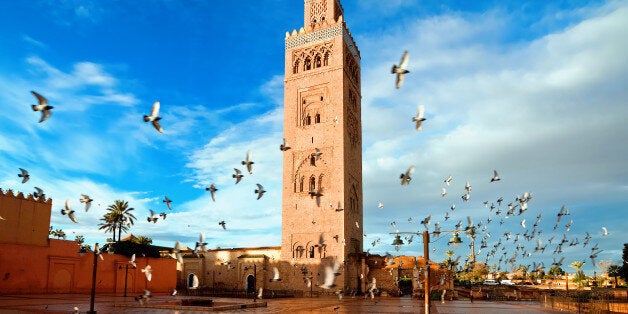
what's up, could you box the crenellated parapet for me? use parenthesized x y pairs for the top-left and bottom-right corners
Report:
(0, 187), (51, 204)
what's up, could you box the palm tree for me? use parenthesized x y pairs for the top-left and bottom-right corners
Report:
(99, 200), (136, 242)
(570, 261), (586, 286)
(608, 265), (621, 288)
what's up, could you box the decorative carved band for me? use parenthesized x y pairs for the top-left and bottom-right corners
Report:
(286, 24), (360, 61)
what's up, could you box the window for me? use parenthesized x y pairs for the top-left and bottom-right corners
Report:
(315, 114), (320, 123)
(295, 246), (304, 258)
(309, 176), (316, 191)
(318, 174), (324, 191)
(314, 54), (321, 68)
(299, 176), (304, 192)
(309, 246), (315, 258)
(323, 52), (329, 66)
(304, 57), (311, 71)
(310, 156), (316, 166)
(306, 115), (311, 125)
(293, 60), (300, 74)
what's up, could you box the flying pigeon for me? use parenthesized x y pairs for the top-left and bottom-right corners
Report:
(135, 289), (152, 305)
(450, 204), (456, 211)
(18, 168), (30, 184)
(400, 166), (415, 185)
(194, 233), (207, 253)
(269, 267), (282, 282)
(219, 220), (226, 230)
(232, 168), (244, 184)
(490, 170), (500, 182)
(335, 202), (344, 212)
(159, 212), (167, 220)
(143, 101), (163, 133)
(61, 199), (78, 223)
(146, 210), (158, 223)
(33, 187), (45, 201)
(129, 254), (137, 268)
(141, 265), (152, 281)
(280, 138), (291, 151)
(441, 188), (447, 197)
(173, 241), (183, 263)
(242, 150), (254, 174)
(257, 287), (264, 299)
(520, 219), (526, 228)
(163, 196), (172, 210)
(391, 51), (409, 89)
(378, 201), (384, 209)
(171, 289), (178, 296)
(412, 105), (426, 131)
(444, 212), (450, 221)
(465, 181), (472, 193)
(206, 183), (218, 202)
(602, 227), (608, 236)
(311, 148), (323, 160)
(255, 183), (266, 200)
(79, 194), (93, 212)
(320, 260), (341, 289)
(461, 193), (470, 202)
(444, 175), (452, 186)
(31, 91), (53, 123)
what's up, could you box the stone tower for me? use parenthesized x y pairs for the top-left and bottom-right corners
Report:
(281, 0), (363, 291)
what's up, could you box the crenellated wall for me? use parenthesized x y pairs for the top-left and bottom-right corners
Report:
(0, 188), (52, 246)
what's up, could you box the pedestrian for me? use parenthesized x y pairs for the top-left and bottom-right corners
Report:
(470, 290), (474, 303)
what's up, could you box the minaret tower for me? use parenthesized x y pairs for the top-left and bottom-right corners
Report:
(281, 0), (363, 291)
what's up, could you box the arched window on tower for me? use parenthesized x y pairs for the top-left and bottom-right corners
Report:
(318, 174), (324, 191)
(304, 57), (312, 71)
(293, 59), (300, 74)
(310, 155), (316, 166)
(295, 245), (304, 258)
(314, 54), (321, 68)
(299, 176), (304, 192)
(309, 176), (316, 192)
(323, 52), (330, 66)
(309, 246), (315, 258)
(315, 114), (321, 123)
(306, 115), (311, 125)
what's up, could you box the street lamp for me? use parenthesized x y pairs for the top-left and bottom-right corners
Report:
(78, 243), (103, 314)
(390, 229), (463, 314)
(119, 260), (136, 297)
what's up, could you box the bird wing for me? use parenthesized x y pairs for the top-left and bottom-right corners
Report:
(152, 120), (163, 133)
(399, 51), (409, 69)
(150, 101), (160, 117)
(273, 267), (280, 280)
(247, 150), (252, 162)
(395, 73), (405, 89)
(321, 266), (335, 288)
(68, 211), (78, 223)
(200, 232), (205, 243)
(417, 105), (424, 119)
(31, 91), (48, 106)
(65, 199), (71, 211)
(406, 165), (415, 176)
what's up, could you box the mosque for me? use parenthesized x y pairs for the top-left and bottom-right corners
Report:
(0, 0), (451, 297)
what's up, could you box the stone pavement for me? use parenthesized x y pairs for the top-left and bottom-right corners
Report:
(0, 293), (569, 313)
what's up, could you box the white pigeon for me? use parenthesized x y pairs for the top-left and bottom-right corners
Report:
(79, 194), (93, 212)
(465, 181), (472, 193)
(441, 188), (447, 197)
(129, 254), (137, 268)
(400, 166), (415, 185)
(602, 227), (608, 236)
(242, 150), (254, 174)
(391, 51), (409, 89)
(490, 170), (500, 182)
(520, 219), (526, 228)
(320, 260), (340, 289)
(31, 91), (53, 123)
(141, 265), (152, 281)
(257, 287), (263, 299)
(61, 199), (78, 223)
(355, 221), (360, 229)
(171, 288), (177, 296)
(143, 101), (163, 133)
(206, 183), (218, 202)
(269, 267), (282, 282)
(444, 175), (452, 186)
(378, 201), (384, 209)
(461, 193), (470, 202)
(173, 241), (183, 263)
(412, 105), (426, 131)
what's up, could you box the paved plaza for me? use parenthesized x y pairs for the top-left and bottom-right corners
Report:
(0, 293), (569, 313)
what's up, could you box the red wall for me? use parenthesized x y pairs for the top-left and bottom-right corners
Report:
(0, 239), (176, 294)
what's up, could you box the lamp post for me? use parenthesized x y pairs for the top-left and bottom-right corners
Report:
(253, 264), (257, 303)
(78, 243), (101, 314)
(390, 229), (463, 314)
(120, 262), (136, 297)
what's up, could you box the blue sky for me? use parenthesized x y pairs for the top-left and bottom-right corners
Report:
(0, 0), (626, 275)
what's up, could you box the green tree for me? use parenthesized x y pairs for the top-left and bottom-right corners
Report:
(98, 200), (136, 242)
(548, 265), (565, 277)
(132, 235), (153, 245)
(570, 261), (587, 287)
(608, 265), (622, 288)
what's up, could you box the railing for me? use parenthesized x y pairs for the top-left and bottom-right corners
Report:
(538, 289), (628, 313)
(184, 287), (301, 299)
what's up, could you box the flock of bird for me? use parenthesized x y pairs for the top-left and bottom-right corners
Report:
(365, 51), (612, 282)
